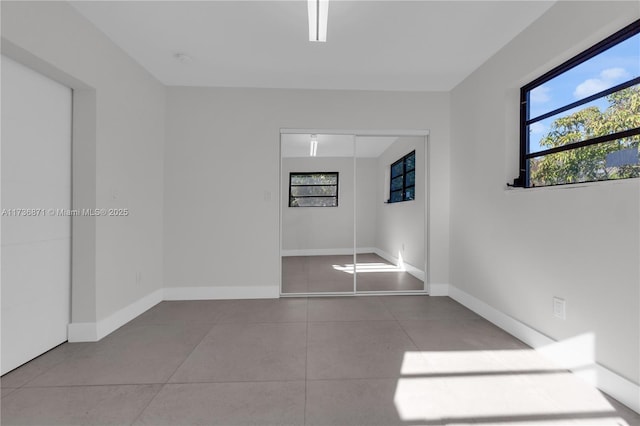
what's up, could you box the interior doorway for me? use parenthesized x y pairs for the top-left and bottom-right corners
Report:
(279, 129), (429, 296)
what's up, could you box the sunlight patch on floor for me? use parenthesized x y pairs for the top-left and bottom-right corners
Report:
(332, 262), (403, 274)
(393, 341), (627, 425)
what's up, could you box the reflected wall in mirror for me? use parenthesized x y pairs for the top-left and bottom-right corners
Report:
(355, 136), (426, 292)
(281, 133), (355, 294)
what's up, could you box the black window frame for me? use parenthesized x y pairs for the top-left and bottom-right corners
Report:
(515, 19), (640, 188)
(388, 150), (416, 203)
(288, 172), (339, 207)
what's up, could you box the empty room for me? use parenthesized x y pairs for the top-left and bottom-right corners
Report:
(1, 1), (639, 425)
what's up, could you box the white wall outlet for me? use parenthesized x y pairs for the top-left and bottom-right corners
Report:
(136, 271), (142, 284)
(553, 297), (566, 320)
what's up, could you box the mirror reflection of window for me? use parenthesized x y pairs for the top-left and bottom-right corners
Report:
(389, 150), (416, 203)
(355, 136), (425, 293)
(289, 172), (339, 207)
(281, 134), (355, 294)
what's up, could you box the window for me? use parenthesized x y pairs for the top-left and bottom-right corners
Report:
(289, 172), (338, 207)
(516, 19), (640, 188)
(389, 151), (415, 203)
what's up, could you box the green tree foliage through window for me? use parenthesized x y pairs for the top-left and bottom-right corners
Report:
(519, 20), (640, 188)
(530, 86), (640, 186)
(289, 172), (339, 207)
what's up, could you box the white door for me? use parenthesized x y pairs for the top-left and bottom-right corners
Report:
(1, 56), (72, 375)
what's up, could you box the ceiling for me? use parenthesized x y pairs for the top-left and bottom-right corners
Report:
(281, 134), (399, 157)
(69, 1), (555, 91)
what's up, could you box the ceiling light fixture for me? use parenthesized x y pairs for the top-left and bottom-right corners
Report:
(310, 134), (318, 156)
(308, 0), (328, 42)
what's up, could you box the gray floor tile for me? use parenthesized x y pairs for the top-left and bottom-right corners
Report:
(134, 381), (305, 426)
(1, 387), (18, 398)
(282, 255), (353, 294)
(308, 296), (395, 321)
(282, 272), (309, 293)
(215, 298), (308, 323)
(0, 342), (91, 388)
(429, 370), (632, 425)
(307, 278), (354, 293)
(603, 394), (640, 426)
(380, 295), (480, 320)
(306, 378), (422, 426)
(525, 372), (638, 425)
(1, 384), (160, 426)
(356, 270), (424, 291)
(127, 300), (231, 325)
(307, 320), (422, 379)
(27, 323), (212, 386)
(283, 254), (428, 294)
(400, 318), (528, 352)
(170, 322), (306, 383)
(355, 253), (424, 291)
(4, 295), (639, 425)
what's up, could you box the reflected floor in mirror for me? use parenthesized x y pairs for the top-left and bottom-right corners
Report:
(282, 253), (423, 294)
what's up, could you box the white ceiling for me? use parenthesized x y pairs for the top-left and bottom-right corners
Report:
(281, 134), (398, 157)
(69, 1), (555, 91)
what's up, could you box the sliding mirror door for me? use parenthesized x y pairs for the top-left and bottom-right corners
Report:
(281, 133), (355, 294)
(355, 136), (426, 292)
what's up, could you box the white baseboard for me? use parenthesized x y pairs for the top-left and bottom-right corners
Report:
(163, 285), (279, 301)
(68, 285), (279, 343)
(448, 285), (640, 414)
(281, 247), (375, 257)
(68, 288), (163, 342)
(427, 283), (449, 296)
(372, 248), (425, 281)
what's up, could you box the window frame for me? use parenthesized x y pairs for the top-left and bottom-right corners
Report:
(516, 19), (640, 188)
(288, 172), (339, 207)
(388, 150), (416, 203)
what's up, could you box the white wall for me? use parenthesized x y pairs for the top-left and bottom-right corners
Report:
(450, 0), (639, 385)
(373, 136), (425, 270)
(355, 158), (378, 250)
(1, 1), (165, 333)
(164, 87), (450, 292)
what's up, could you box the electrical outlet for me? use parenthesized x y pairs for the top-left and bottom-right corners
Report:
(553, 297), (566, 320)
(136, 271), (142, 284)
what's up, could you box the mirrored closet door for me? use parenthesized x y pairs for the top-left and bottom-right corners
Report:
(280, 133), (355, 294)
(280, 130), (428, 295)
(355, 136), (426, 293)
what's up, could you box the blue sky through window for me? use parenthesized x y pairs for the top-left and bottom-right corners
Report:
(528, 32), (640, 152)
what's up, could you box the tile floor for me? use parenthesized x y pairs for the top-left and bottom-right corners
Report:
(1, 296), (639, 426)
(282, 253), (424, 293)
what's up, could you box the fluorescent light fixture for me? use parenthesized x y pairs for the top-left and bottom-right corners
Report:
(310, 134), (318, 156)
(308, 0), (328, 42)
